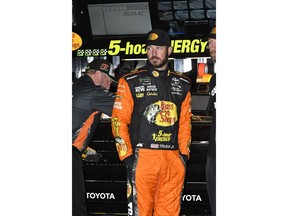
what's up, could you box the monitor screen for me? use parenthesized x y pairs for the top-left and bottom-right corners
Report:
(88, 2), (152, 36)
(191, 94), (211, 115)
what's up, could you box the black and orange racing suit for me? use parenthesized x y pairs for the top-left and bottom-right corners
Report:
(111, 64), (192, 216)
(72, 75), (115, 216)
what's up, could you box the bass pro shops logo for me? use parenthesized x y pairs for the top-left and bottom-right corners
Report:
(143, 101), (177, 127)
(115, 136), (128, 157)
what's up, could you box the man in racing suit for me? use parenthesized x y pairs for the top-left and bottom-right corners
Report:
(111, 29), (192, 216)
(72, 59), (117, 216)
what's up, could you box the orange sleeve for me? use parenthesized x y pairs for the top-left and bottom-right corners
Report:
(111, 78), (134, 161)
(178, 91), (192, 158)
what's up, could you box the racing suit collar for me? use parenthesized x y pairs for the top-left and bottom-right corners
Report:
(146, 63), (169, 78)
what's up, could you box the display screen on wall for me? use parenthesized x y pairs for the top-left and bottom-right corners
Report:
(88, 2), (152, 36)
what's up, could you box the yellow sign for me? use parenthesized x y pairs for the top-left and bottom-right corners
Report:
(72, 32), (82, 51)
(107, 39), (208, 56)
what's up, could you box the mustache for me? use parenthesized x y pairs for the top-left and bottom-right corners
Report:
(150, 56), (161, 61)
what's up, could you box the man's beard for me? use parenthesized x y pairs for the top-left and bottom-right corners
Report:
(148, 52), (169, 69)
